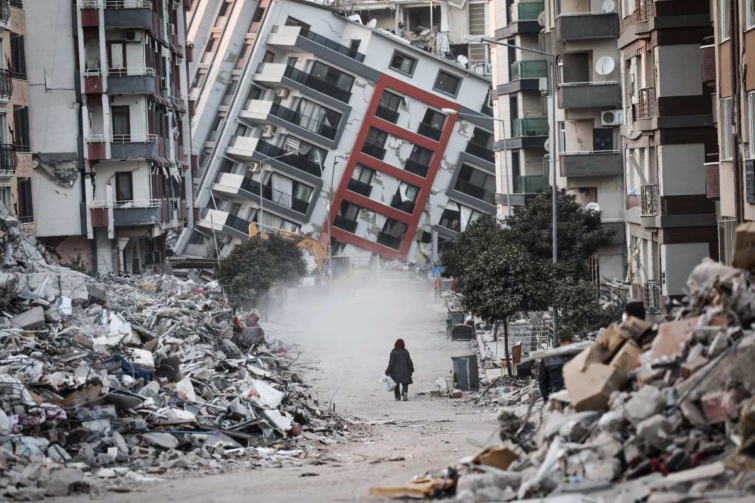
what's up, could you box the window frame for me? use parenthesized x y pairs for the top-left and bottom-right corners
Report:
(389, 51), (417, 76)
(721, 97), (733, 161)
(720, 0), (731, 40)
(749, 92), (755, 158)
(433, 70), (461, 97)
(115, 172), (134, 202)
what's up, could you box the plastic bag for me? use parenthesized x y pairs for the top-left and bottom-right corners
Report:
(379, 375), (397, 392)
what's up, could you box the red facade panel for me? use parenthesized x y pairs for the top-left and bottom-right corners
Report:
(80, 9), (100, 27)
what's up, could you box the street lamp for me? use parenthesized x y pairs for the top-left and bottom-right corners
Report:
(464, 34), (560, 346)
(441, 108), (512, 218)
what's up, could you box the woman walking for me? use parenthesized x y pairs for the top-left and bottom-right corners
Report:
(385, 339), (414, 401)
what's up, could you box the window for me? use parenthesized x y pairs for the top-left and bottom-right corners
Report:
(111, 106), (130, 139)
(470, 128), (494, 149)
(252, 6), (265, 23)
(244, 85), (264, 108)
(236, 41), (253, 69)
(12, 106), (28, 151)
(285, 16), (311, 35)
(192, 70), (207, 92)
(293, 98), (342, 138)
(748, 92), (755, 158)
(389, 51), (417, 75)
(365, 127), (387, 147)
(234, 123), (251, 137)
(16, 177), (32, 223)
(380, 91), (403, 112)
(222, 78), (238, 106)
(204, 37), (217, 54)
(262, 50), (275, 64)
(309, 61), (355, 92)
(408, 144), (432, 165)
(748, 0), (755, 28)
(107, 42), (126, 75)
(434, 71), (461, 96)
(293, 183), (313, 203)
(0, 186), (10, 208)
(200, 147), (212, 167)
(422, 109), (445, 129)
(720, 0), (730, 40)
(339, 201), (360, 220)
(352, 164), (375, 184)
(218, 1), (230, 17)
(455, 164), (495, 203)
(350, 40), (360, 52)
(721, 98), (733, 160)
(287, 56), (298, 67)
(558, 121), (566, 152)
(115, 172), (133, 202)
(10, 34), (25, 79)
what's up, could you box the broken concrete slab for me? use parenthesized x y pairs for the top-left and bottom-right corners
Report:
(10, 306), (46, 330)
(649, 317), (701, 360)
(142, 432), (179, 450)
(624, 386), (665, 425)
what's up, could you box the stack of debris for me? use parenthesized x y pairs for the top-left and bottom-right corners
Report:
(373, 257), (755, 501)
(0, 205), (349, 499)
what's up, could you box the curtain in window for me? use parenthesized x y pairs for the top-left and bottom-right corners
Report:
(261, 212), (283, 228)
(271, 173), (293, 208)
(112, 110), (130, 136)
(460, 206), (473, 232)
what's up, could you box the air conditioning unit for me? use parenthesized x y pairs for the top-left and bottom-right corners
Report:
(124, 30), (142, 43)
(262, 125), (276, 138)
(275, 88), (289, 99)
(601, 109), (623, 126)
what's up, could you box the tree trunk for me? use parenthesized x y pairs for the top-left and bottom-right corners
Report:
(493, 320), (499, 342)
(503, 318), (511, 377)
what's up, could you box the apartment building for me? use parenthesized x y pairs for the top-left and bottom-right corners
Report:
(175, 0), (495, 264)
(706, 0), (755, 264)
(619, 0), (717, 312)
(0, 1), (32, 227)
(25, 0), (193, 275)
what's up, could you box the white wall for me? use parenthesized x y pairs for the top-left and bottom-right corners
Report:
(659, 143), (705, 196)
(655, 45), (703, 98)
(93, 161), (152, 202)
(661, 242), (710, 296)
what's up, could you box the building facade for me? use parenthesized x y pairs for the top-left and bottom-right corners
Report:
(25, 0), (193, 275)
(176, 0), (495, 264)
(707, 0), (755, 264)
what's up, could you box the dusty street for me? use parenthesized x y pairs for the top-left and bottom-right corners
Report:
(67, 272), (498, 502)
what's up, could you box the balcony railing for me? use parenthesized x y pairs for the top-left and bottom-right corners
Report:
(454, 180), (495, 204)
(640, 184), (658, 216)
(376, 232), (403, 250)
(465, 142), (495, 163)
(0, 0), (9, 22)
(333, 215), (358, 233)
(225, 214), (253, 234)
(284, 65), (352, 103)
(515, 175), (548, 193)
(111, 134), (157, 143)
(517, 2), (544, 21)
(637, 87), (655, 119)
(405, 159), (429, 178)
(0, 144), (18, 176)
(104, 0), (152, 8)
(301, 30), (365, 62)
(108, 67), (156, 77)
(390, 195), (416, 214)
(511, 118), (548, 137)
(347, 178), (373, 197)
(0, 69), (12, 101)
(644, 280), (661, 312)
(242, 177), (311, 214)
(635, 0), (653, 22)
(510, 60), (547, 80)
(255, 140), (323, 178)
(362, 142), (386, 160)
(376, 106), (399, 123)
(417, 122), (442, 141)
(269, 103), (338, 140)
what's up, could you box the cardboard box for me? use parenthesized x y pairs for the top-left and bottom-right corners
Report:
(610, 340), (641, 373)
(564, 348), (629, 412)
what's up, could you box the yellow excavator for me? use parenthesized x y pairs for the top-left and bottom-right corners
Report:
(248, 222), (351, 276)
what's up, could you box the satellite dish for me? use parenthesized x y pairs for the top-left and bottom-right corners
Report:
(537, 12), (546, 27)
(586, 202), (601, 212)
(544, 138), (550, 153)
(601, 0), (616, 13)
(595, 56), (616, 76)
(367, 18), (377, 28)
(456, 55), (469, 66)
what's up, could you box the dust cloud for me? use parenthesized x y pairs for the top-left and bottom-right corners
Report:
(267, 270), (448, 417)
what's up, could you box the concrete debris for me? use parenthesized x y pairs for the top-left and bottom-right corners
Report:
(380, 256), (755, 500)
(0, 207), (351, 499)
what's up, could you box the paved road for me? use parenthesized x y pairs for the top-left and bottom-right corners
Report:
(69, 272), (498, 502)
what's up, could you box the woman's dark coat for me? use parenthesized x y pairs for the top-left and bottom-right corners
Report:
(386, 348), (414, 384)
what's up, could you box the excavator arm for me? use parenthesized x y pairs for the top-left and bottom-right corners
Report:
(249, 222), (327, 273)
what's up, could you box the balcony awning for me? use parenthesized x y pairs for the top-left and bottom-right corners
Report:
(153, 94), (169, 107)
(151, 157), (171, 168)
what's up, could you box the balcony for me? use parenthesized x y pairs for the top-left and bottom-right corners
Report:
(404, 159), (429, 178)
(347, 178), (372, 197)
(300, 29), (365, 62)
(453, 180), (495, 205)
(112, 199), (162, 226)
(224, 214), (253, 235)
(390, 194), (416, 214)
(559, 82), (621, 109)
(515, 175), (548, 194)
(0, 144), (17, 176)
(511, 118), (548, 137)
(0, 69), (12, 102)
(107, 67), (157, 95)
(417, 122), (442, 141)
(238, 99), (273, 124)
(255, 140), (323, 178)
(510, 60), (547, 81)
(465, 142), (495, 164)
(269, 102), (337, 140)
(110, 134), (159, 159)
(283, 66), (351, 103)
(518, 2), (544, 21)
(241, 178), (311, 215)
(495, 2), (543, 38)
(701, 44), (715, 86)
(640, 184), (658, 216)
(0, 0), (9, 23)
(556, 12), (619, 40)
(226, 136), (259, 159)
(560, 151), (622, 177)
(333, 215), (358, 233)
(104, 1), (153, 30)
(376, 232), (402, 250)
(362, 142), (386, 160)
(376, 106), (399, 123)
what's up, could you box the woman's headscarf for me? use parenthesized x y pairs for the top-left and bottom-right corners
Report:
(394, 339), (405, 349)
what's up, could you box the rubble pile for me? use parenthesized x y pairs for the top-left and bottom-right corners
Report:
(0, 206), (349, 499)
(375, 258), (755, 501)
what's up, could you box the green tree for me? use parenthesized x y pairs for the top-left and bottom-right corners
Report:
(216, 234), (306, 308)
(440, 216), (499, 289)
